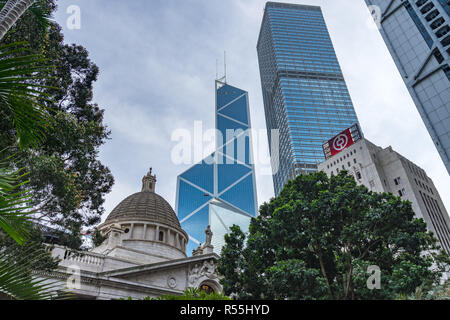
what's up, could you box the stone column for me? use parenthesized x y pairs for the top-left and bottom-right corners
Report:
(129, 223), (135, 239)
(155, 225), (159, 241)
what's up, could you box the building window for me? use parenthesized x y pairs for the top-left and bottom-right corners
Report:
(356, 171), (362, 180)
(348, 162), (351, 167)
(435, 25), (449, 38)
(430, 17), (445, 30)
(433, 48), (444, 63)
(420, 2), (434, 14)
(394, 177), (401, 185)
(200, 284), (215, 295)
(425, 9), (440, 21)
(353, 158), (357, 164)
(415, 0), (428, 6)
(441, 35), (450, 47)
(159, 231), (164, 242)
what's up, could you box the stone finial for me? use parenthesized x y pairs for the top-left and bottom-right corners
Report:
(142, 168), (157, 192)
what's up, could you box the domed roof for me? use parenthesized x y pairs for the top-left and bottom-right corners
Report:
(104, 169), (183, 232)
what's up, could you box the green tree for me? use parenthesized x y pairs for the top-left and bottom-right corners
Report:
(218, 171), (450, 300)
(0, 0), (114, 249)
(0, 40), (59, 299)
(0, 0), (98, 299)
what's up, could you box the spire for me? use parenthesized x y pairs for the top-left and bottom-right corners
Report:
(142, 168), (156, 192)
(215, 51), (227, 84)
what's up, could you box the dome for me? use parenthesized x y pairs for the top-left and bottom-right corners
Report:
(104, 169), (184, 234)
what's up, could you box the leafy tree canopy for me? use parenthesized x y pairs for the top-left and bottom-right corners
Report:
(0, 0), (114, 249)
(218, 171), (450, 300)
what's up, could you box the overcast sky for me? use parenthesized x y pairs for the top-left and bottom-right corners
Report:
(53, 0), (449, 221)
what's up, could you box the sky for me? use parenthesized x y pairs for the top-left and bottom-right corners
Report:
(53, 0), (449, 222)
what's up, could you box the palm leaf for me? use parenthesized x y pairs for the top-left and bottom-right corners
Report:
(0, 155), (32, 244)
(0, 243), (60, 299)
(0, 42), (54, 148)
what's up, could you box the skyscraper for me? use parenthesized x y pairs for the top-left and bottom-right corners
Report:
(365, 0), (450, 174)
(257, 2), (361, 195)
(175, 81), (258, 255)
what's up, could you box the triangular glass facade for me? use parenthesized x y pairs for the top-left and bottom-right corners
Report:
(175, 81), (258, 255)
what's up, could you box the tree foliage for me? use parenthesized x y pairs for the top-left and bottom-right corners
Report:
(0, 0), (105, 299)
(0, 0), (114, 248)
(218, 171), (450, 300)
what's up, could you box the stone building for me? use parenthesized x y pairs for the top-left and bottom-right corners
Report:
(40, 170), (221, 300)
(318, 138), (450, 255)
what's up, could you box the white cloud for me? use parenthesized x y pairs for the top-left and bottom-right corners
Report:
(54, 0), (449, 221)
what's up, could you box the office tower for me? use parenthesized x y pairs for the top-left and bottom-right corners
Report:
(175, 81), (258, 255)
(257, 2), (361, 195)
(318, 129), (450, 254)
(365, 0), (450, 174)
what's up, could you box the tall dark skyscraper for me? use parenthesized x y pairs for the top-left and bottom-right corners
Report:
(365, 0), (450, 175)
(257, 2), (361, 195)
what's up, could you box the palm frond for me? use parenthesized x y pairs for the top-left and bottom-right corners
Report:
(0, 42), (54, 148)
(0, 243), (60, 299)
(0, 153), (32, 245)
(27, 0), (52, 33)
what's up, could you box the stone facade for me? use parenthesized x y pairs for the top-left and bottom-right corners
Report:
(38, 170), (222, 299)
(318, 138), (450, 255)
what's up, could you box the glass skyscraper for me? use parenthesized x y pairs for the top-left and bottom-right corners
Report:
(365, 0), (450, 175)
(175, 81), (258, 255)
(257, 2), (361, 195)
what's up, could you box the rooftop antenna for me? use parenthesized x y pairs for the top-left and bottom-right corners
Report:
(216, 51), (227, 86)
(224, 51), (227, 84)
(216, 58), (219, 80)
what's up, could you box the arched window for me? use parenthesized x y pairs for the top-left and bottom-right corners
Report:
(199, 284), (215, 295)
